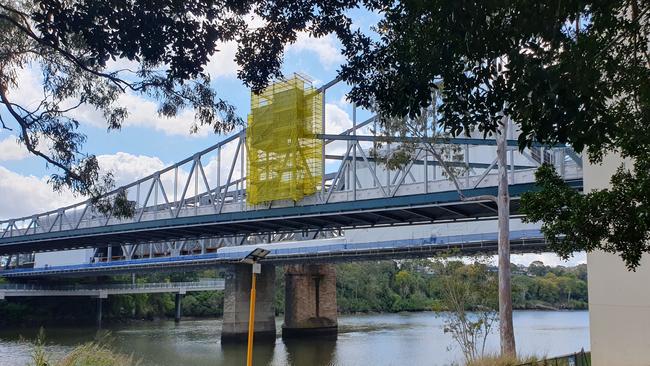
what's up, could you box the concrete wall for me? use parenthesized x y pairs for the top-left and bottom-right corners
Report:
(586, 154), (650, 365)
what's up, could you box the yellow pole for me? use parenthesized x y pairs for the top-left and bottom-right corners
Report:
(246, 270), (257, 366)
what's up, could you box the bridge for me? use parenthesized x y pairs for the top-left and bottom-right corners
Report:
(0, 76), (583, 342)
(0, 279), (224, 298)
(0, 280), (224, 326)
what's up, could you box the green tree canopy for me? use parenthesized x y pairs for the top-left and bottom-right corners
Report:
(0, 0), (245, 212)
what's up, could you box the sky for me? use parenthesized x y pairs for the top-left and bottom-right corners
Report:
(0, 10), (585, 267)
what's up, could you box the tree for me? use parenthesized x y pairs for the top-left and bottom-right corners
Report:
(372, 103), (516, 356)
(521, 161), (650, 270)
(0, 0), (244, 213)
(436, 259), (498, 363)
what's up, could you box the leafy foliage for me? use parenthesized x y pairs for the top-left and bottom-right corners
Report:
(0, 0), (244, 213)
(437, 259), (498, 363)
(522, 163), (650, 269)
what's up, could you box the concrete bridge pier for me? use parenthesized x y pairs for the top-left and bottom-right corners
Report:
(220, 264), (276, 343)
(96, 291), (107, 328)
(282, 264), (337, 339)
(96, 297), (103, 328)
(174, 293), (183, 323)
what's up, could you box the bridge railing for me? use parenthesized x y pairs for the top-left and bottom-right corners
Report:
(0, 280), (225, 292)
(0, 77), (583, 244)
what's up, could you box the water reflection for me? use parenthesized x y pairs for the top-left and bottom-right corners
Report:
(0, 311), (590, 366)
(222, 341), (275, 366)
(283, 338), (336, 366)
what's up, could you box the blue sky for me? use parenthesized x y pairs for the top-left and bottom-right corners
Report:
(0, 11), (585, 266)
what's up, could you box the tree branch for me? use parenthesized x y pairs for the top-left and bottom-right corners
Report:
(0, 13), (134, 93)
(0, 83), (86, 185)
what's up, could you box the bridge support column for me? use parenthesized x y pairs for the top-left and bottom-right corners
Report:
(282, 264), (337, 339)
(221, 264), (276, 343)
(96, 297), (103, 328)
(174, 293), (183, 323)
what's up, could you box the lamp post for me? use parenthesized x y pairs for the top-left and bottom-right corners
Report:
(241, 248), (270, 366)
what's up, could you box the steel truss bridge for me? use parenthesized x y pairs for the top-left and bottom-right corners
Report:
(0, 78), (583, 272)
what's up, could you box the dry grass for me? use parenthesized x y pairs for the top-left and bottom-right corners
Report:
(28, 331), (139, 366)
(465, 354), (541, 366)
(55, 342), (140, 366)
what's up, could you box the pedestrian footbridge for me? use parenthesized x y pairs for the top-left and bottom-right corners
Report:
(0, 280), (224, 299)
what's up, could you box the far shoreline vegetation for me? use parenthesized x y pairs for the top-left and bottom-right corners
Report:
(0, 258), (587, 327)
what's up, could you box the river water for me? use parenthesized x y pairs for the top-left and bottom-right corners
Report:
(0, 310), (589, 366)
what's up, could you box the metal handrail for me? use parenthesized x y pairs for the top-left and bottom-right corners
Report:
(0, 280), (224, 292)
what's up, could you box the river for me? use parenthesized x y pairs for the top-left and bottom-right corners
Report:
(0, 310), (589, 366)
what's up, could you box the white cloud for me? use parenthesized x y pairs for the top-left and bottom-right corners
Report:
(287, 32), (344, 69)
(511, 252), (587, 267)
(205, 41), (239, 80)
(8, 62), (216, 138)
(0, 135), (29, 161)
(324, 103), (353, 157)
(0, 166), (77, 220)
(119, 94), (209, 137)
(325, 103), (352, 134)
(7, 66), (44, 110)
(70, 92), (211, 137)
(0, 152), (179, 220)
(105, 58), (141, 73)
(88, 146), (247, 206)
(96, 152), (168, 186)
(204, 13), (266, 80)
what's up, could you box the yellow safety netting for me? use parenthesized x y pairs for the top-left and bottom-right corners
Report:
(246, 75), (323, 204)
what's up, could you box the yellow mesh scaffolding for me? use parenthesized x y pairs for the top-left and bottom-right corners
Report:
(246, 75), (323, 204)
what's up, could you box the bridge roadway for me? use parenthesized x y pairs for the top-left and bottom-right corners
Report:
(0, 280), (224, 299)
(0, 229), (549, 278)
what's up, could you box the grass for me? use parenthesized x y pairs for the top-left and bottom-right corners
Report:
(465, 354), (541, 366)
(467, 351), (591, 366)
(55, 342), (139, 366)
(28, 330), (139, 366)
